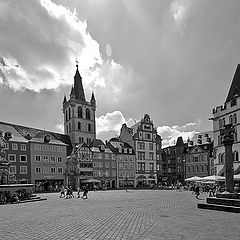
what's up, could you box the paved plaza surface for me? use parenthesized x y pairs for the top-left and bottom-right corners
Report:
(0, 190), (240, 240)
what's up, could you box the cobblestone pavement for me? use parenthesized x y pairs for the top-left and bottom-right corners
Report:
(1, 190), (240, 240)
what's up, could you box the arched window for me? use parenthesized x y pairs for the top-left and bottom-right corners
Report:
(68, 107), (71, 120)
(66, 125), (68, 134)
(233, 113), (237, 124)
(187, 166), (190, 173)
(218, 135), (222, 146)
(88, 123), (91, 132)
(177, 166), (181, 172)
(78, 122), (81, 130)
(69, 123), (71, 132)
(219, 119), (222, 129)
(78, 107), (82, 118)
(229, 115), (233, 125)
(222, 118), (225, 127)
(218, 153), (221, 164)
(86, 108), (90, 120)
(65, 109), (68, 122)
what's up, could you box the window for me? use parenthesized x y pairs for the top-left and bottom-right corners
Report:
(137, 152), (145, 160)
(139, 132), (142, 138)
(130, 171), (134, 177)
(20, 166), (27, 174)
(149, 152), (154, 160)
(88, 124), (91, 132)
(229, 115), (233, 125)
(12, 143), (18, 150)
(106, 170), (110, 177)
(177, 166), (181, 172)
(21, 144), (26, 151)
(5, 143), (9, 150)
(43, 156), (49, 162)
(138, 163), (145, 171)
(112, 162), (116, 168)
(86, 108), (90, 120)
(57, 168), (63, 174)
(8, 154), (16, 162)
(219, 119), (222, 129)
(145, 133), (151, 140)
(57, 156), (63, 162)
(112, 170), (116, 177)
(45, 167), (49, 173)
(35, 155), (41, 162)
(20, 155), (27, 162)
(124, 164), (128, 169)
(35, 167), (41, 174)
(79, 137), (84, 144)
(78, 107), (83, 118)
(50, 167), (56, 174)
(93, 171), (98, 177)
(149, 163), (154, 171)
(105, 162), (110, 168)
(149, 143), (153, 150)
(129, 149), (132, 154)
(50, 156), (56, 162)
(119, 163), (123, 169)
(233, 113), (237, 124)
(105, 154), (109, 159)
(68, 107), (71, 120)
(10, 166), (16, 174)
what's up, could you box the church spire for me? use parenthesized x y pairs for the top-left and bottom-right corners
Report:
(91, 91), (96, 105)
(73, 58), (86, 101)
(62, 94), (67, 104)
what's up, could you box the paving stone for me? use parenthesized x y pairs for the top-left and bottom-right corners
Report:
(0, 190), (240, 239)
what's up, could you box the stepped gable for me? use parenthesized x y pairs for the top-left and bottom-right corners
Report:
(225, 64), (240, 103)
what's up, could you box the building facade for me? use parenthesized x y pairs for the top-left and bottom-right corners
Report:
(212, 64), (240, 176)
(107, 138), (136, 188)
(62, 64), (96, 147)
(90, 139), (117, 189)
(65, 142), (93, 189)
(120, 114), (161, 187)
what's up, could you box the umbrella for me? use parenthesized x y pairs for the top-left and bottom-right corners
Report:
(234, 174), (240, 180)
(201, 175), (225, 181)
(185, 176), (202, 181)
(82, 179), (101, 183)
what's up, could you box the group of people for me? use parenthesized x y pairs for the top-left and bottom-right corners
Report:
(59, 185), (89, 199)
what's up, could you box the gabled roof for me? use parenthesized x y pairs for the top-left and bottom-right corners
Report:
(0, 121), (73, 155)
(226, 64), (240, 103)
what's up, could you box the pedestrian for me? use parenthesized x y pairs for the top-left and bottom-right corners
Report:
(77, 186), (81, 198)
(59, 185), (65, 198)
(65, 186), (70, 199)
(69, 186), (74, 198)
(195, 185), (200, 199)
(82, 186), (88, 199)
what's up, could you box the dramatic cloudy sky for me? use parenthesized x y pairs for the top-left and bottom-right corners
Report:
(1, 0), (240, 147)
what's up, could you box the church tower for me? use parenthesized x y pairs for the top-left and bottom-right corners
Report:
(62, 62), (96, 146)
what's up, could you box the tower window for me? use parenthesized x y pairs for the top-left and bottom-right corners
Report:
(78, 107), (83, 118)
(78, 122), (81, 130)
(86, 108), (90, 120)
(68, 107), (71, 120)
(88, 124), (91, 132)
(65, 109), (68, 122)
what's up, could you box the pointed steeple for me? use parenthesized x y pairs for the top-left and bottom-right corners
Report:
(70, 85), (75, 99)
(73, 59), (85, 101)
(226, 64), (240, 103)
(91, 91), (96, 105)
(62, 94), (67, 104)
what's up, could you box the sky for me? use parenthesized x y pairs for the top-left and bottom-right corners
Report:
(1, 0), (240, 147)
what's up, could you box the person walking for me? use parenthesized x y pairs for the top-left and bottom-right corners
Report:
(59, 185), (65, 198)
(195, 185), (200, 199)
(77, 186), (81, 198)
(82, 186), (88, 199)
(69, 186), (74, 198)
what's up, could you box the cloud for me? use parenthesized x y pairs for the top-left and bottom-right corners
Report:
(0, 0), (129, 93)
(55, 123), (64, 133)
(157, 121), (200, 147)
(96, 110), (134, 141)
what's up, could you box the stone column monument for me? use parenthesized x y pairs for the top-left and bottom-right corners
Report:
(220, 124), (235, 193)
